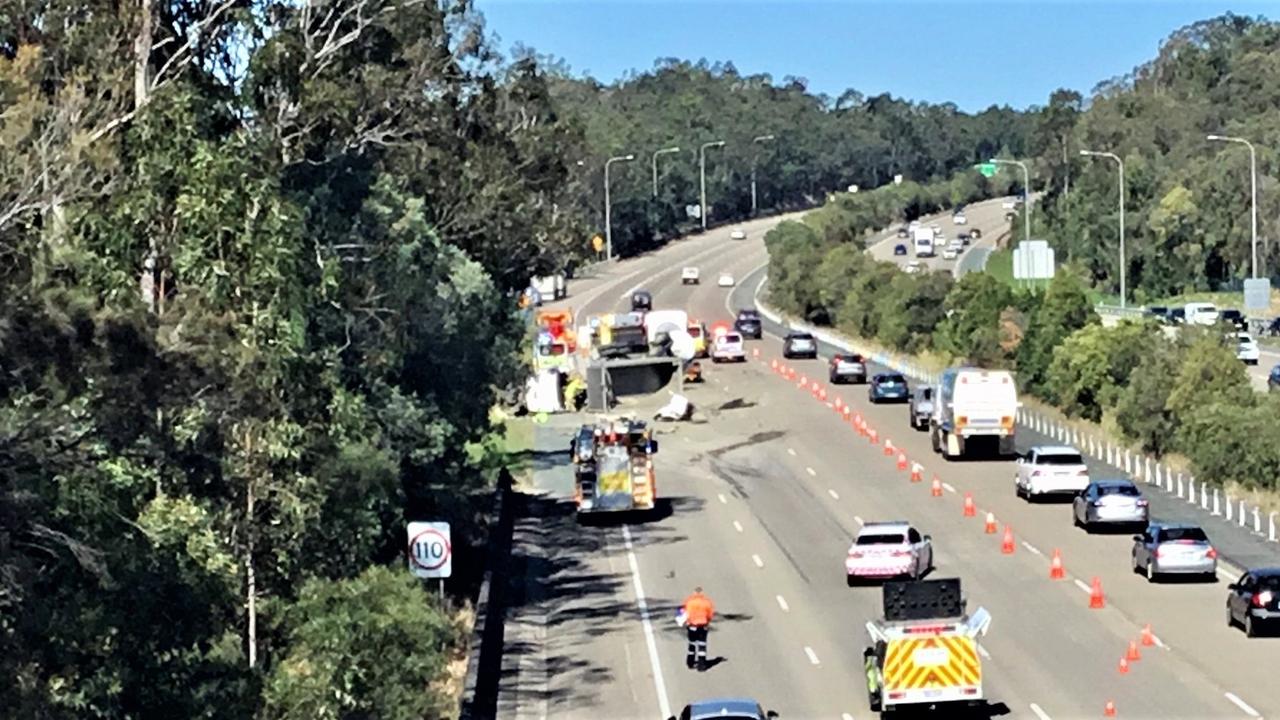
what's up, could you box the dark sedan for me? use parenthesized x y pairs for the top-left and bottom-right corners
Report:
(735, 309), (763, 339)
(868, 373), (909, 403)
(1226, 567), (1280, 637)
(893, 243), (908, 256)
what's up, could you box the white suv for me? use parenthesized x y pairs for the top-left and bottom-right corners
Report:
(1015, 445), (1090, 501)
(681, 267), (700, 285)
(711, 331), (745, 363)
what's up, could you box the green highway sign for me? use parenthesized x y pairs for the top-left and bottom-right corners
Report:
(976, 163), (997, 178)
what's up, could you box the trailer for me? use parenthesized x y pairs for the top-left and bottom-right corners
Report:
(863, 578), (991, 716)
(930, 367), (1019, 460)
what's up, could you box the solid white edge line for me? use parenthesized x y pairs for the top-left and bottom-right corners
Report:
(804, 646), (821, 665)
(620, 525), (672, 719)
(732, 520), (744, 533)
(776, 595), (790, 612)
(752, 554), (765, 568)
(787, 448), (797, 456)
(1072, 578), (1092, 594)
(1224, 692), (1261, 718)
(854, 515), (865, 526)
(806, 466), (817, 477)
(842, 714), (855, 720)
(828, 489), (840, 500)
(941, 482), (956, 493)
(1020, 541), (1042, 556)
(1029, 702), (1053, 720)
(718, 493), (727, 504)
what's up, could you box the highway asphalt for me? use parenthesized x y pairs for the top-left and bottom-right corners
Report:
(502, 212), (1279, 720)
(864, 197), (1013, 277)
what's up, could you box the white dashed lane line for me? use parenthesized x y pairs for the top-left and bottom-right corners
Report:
(1072, 578), (1092, 594)
(787, 448), (797, 456)
(841, 714), (855, 720)
(776, 595), (790, 612)
(803, 646), (821, 665)
(732, 521), (744, 533)
(941, 482), (956, 493)
(718, 494), (727, 504)
(1020, 541), (1042, 556)
(854, 515), (865, 526)
(805, 467), (817, 477)
(1029, 703), (1052, 720)
(828, 489), (840, 500)
(752, 554), (765, 568)
(1224, 692), (1260, 718)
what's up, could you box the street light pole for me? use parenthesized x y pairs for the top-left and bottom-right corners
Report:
(604, 154), (635, 261)
(699, 140), (725, 231)
(990, 158), (1031, 243)
(1081, 150), (1126, 308)
(751, 134), (775, 216)
(651, 146), (680, 197)
(1208, 134), (1259, 278)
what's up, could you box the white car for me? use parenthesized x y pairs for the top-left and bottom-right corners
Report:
(942, 247), (958, 260)
(1015, 445), (1090, 501)
(1002, 199), (1017, 210)
(718, 273), (735, 287)
(711, 331), (746, 363)
(845, 521), (933, 585)
(903, 261), (923, 275)
(1235, 332), (1260, 365)
(953, 213), (967, 225)
(1185, 302), (1219, 326)
(681, 267), (700, 285)
(730, 229), (747, 240)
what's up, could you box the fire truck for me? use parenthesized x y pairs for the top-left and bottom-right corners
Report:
(863, 578), (991, 715)
(570, 418), (659, 517)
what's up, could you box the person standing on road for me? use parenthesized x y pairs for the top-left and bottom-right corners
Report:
(681, 586), (715, 671)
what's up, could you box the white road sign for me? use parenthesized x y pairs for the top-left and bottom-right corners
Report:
(407, 521), (452, 579)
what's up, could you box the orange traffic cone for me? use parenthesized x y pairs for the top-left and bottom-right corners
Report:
(984, 512), (997, 534)
(1117, 657), (1129, 675)
(931, 477), (944, 497)
(1001, 526), (1015, 554)
(799, 376), (808, 388)
(1125, 640), (1141, 662)
(896, 452), (908, 471)
(1140, 624), (1155, 647)
(1049, 549), (1065, 579)
(842, 406), (851, 420)
(819, 388), (828, 401)
(1089, 577), (1106, 609)
(869, 429), (879, 444)
(1104, 700), (1117, 717)
(963, 493), (976, 517)
(752, 348), (760, 358)
(835, 396), (844, 409)
(883, 439), (894, 456)
(910, 464), (923, 483)
(770, 359), (778, 371)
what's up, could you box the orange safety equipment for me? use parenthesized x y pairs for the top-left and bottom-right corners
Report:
(682, 590), (716, 628)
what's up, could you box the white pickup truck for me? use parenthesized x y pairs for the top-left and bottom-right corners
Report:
(1014, 445), (1090, 501)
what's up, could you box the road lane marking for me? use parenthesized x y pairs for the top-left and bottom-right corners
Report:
(776, 595), (790, 612)
(804, 646), (821, 665)
(620, 525), (672, 719)
(1030, 703), (1052, 720)
(828, 489), (840, 500)
(941, 482), (956, 493)
(1073, 578), (1091, 594)
(752, 554), (764, 568)
(787, 448), (797, 456)
(1224, 692), (1260, 718)
(977, 643), (991, 659)
(842, 715), (855, 720)
(718, 494), (727, 504)
(1020, 541), (1042, 556)
(854, 515), (865, 526)
(733, 521), (744, 533)
(805, 467), (817, 477)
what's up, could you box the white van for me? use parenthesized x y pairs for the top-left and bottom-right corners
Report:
(1184, 302), (1220, 326)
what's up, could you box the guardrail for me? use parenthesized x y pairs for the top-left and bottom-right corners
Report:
(1095, 303), (1146, 317)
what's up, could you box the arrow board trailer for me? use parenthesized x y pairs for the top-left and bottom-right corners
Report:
(406, 521), (452, 579)
(864, 578), (990, 714)
(930, 367), (1018, 460)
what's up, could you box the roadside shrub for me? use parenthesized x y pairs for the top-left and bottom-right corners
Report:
(1177, 400), (1280, 492)
(1015, 272), (1096, 397)
(1045, 321), (1159, 421)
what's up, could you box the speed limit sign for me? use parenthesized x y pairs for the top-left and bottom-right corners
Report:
(406, 521), (452, 579)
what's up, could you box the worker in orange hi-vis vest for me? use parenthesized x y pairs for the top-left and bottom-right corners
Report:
(678, 586), (716, 671)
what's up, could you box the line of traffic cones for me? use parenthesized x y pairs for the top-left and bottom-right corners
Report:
(909, 463), (923, 483)
(896, 452), (908, 471)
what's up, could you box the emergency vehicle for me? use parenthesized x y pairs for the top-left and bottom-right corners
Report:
(863, 578), (990, 715)
(572, 418), (659, 517)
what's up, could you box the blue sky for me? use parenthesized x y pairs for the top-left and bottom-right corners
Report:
(476, 1), (1274, 112)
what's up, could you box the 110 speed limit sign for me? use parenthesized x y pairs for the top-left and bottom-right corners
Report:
(406, 521), (452, 579)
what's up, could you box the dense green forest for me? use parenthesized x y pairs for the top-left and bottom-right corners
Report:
(1029, 14), (1280, 300)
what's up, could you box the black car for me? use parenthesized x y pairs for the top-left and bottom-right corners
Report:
(1226, 567), (1280, 637)
(631, 290), (652, 312)
(893, 243), (908, 256)
(896, 227), (910, 239)
(782, 331), (819, 359)
(1146, 306), (1168, 321)
(734, 309), (763, 339)
(957, 231), (971, 246)
(1268, 364), (1280, 391)
(1167, 307), (1186, 324)
(829, 352), (867, 384)
(1221, 309), (1246, 329)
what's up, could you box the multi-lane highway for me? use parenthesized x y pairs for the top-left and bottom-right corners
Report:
(865, 196), (1013, 277)
(499, 210), (1278, 720)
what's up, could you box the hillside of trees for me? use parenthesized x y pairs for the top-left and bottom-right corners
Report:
(1028, 14), (1280, 300)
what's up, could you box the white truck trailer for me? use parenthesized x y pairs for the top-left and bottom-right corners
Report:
(912, 227), (936, 258)
(930, 367), (1018, 460)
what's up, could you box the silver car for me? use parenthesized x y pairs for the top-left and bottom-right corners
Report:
(908, 386), (934, 430)
(1131, 523), (1217, 581)
(1073, 480), (1148, 531)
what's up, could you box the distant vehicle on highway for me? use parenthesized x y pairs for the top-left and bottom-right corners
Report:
(845, 521), (933, 585)
(952, 211), (967, 225)
(912, 227), (936, 257)
(1131, 523), (1217, 582)
(1226, 567), (1280, 638)
(942, 247), (958, 260)
(1235, 332), (1260, 365)
(782, 331), (818, 359)
(957, 231), (971, 246)
(1014, 445), (1089, 501)
(671, 697), (779, 720)
(1073, 479), (1149, 531)
(829, 352), (867, 384)
(1221, 308), (1246, 329)
(717, 273), (735, 288)
(631, 290), (652, 312)
(1184, 302), (1220, 326)
(1145, 306), (1169, 322)
(730, 229), (747, 240)
(1002, 199), (1017, 210)
(711, 331), (745, 363)
(734, 309), (762, 339)
(908, 386), (934, 430)
(970, 227), (982, 240)
(893, 243), (908, 256)
(897, 227), (910, 238)
(1269, 364), (1280, 391)
(681, 266), (700, 285)
(868, 373), (909, 403)
(904, 261), (923, 274)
